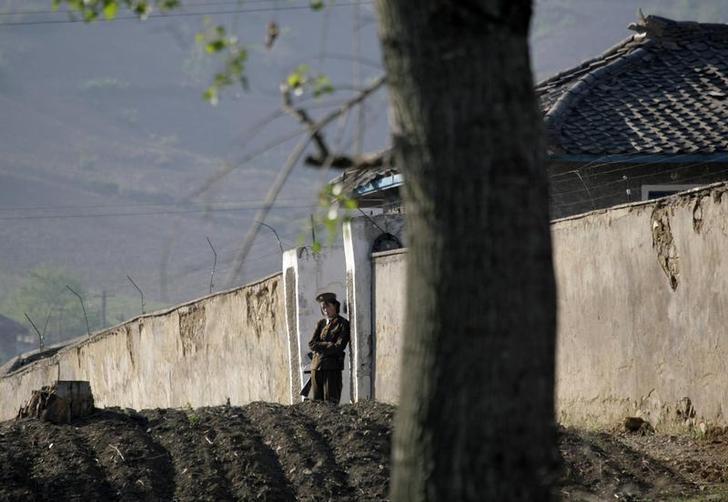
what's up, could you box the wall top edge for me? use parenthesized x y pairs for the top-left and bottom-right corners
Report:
(372, 248), (409, 259)
(551, 180), (728, 226)
(110, 270), (284, 326)
(0, 271), (284, 380)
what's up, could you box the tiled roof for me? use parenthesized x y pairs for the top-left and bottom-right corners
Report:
(332, 163), (399, 197)
(332, 165), (398, 193)
(537, 15), (728, 155)
(334, 16), (728, 193)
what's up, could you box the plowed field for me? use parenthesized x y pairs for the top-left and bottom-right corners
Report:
(2, 400), (728, 501)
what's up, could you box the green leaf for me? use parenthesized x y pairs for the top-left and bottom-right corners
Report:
(51, 0), (62, 12)
(103, 2), (118, 20)
(310, 0), (324, 10)
(206, 40), (226, 53)
(286, 64), (310, 89)
(202, 86), (219, 106)
(312, 241), (322, 253)
(287, 73), (302, 88)
(83, 9), (98, 22)
(132, 1), (151, 20)
(313, 74), (334, 98)
(158, 0), (180, 11)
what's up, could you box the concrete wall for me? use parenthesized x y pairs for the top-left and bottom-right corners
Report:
(369, 183), (728, 428)
(0, 273), (290, 421)
(343, 212), (405, 401)
(372, 249), (407, 404)
(553, 183), (728, 428)
(282, 246), (350, 403)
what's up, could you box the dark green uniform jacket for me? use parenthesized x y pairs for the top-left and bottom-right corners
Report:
(308, 315), (350, 371)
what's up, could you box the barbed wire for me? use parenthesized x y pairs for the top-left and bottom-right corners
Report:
(550, 152), (712, 182)
(551, 157), (724, 198)
(551, 160), (728, 211)
(549, 154), (718, 198)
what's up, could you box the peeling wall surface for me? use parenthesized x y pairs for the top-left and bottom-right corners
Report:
(368, 183), (728, 428)
(0, 274), (289, 421)
(372, 250), (407, 404)
(553, 183), (728, 428)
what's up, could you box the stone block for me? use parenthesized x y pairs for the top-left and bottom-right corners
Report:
(17, 381), (95, 424)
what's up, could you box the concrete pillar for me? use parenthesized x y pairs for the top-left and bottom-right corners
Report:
(282, 246), (349, 403)
(343, 213), (406, 401)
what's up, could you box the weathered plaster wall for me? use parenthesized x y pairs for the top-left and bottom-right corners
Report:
(553, 183), (728, 428)
(369, 183), (728, 428)
(372, 249), (407, 404)
(343, 212), (406, 401)
(0, 274), (289, 421)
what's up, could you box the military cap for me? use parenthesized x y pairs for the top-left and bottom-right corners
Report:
(315, 292), (338, 303)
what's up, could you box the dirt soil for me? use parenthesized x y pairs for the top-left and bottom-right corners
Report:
(2, 401), (728, 501)
(560, 425), (728, 501)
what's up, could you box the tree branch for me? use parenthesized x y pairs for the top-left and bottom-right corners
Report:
(224, 136), (312, 288)
(280, 75), (391, 170)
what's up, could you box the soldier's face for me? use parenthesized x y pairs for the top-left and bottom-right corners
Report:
(321, 302), (336, 318)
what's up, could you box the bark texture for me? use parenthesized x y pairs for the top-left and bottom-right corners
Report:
(375, 1), (558, 500)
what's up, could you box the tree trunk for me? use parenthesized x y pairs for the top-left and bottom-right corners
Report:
(375, 1), (558, 499)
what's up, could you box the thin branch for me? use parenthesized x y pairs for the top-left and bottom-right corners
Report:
(282, 89), (333, 162)
(353, 0), (364, 156)
(281, 74), (389, 170)
(320, 52), (383, 69)
(186, 126), (308, 200)
(188, 77), (387, 204)
(223, 76), (388, 287)
(224, 136), (312, 288)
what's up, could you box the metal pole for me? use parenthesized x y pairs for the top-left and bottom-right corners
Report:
(127, 275), (145, 315)
(65, 285), (91, 337)
(24, 313), (44, 351)
(206, 237), (217, 294)
(101, 289), (107, 328)
(257, 221), (284, 254)
(310, 214), (317, 247)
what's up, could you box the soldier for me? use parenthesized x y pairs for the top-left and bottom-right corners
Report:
(307, 292), (350, 403)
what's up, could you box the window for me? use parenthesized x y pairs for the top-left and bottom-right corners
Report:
(641, 184), (703, 201)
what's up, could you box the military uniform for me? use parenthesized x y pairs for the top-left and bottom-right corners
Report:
(308, 314), (350, 403)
